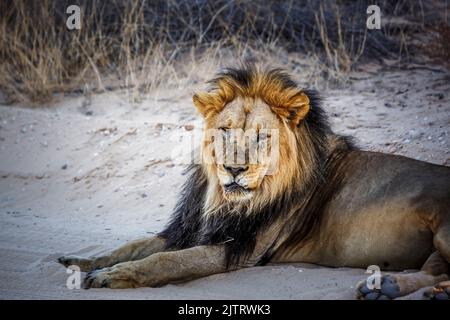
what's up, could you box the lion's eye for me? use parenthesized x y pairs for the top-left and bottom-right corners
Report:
(219, 127), (227, 133)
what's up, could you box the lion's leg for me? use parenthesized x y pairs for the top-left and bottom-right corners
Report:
(422, 225), (450, 300)
(433, 225), (450, 263)
(82, 245), (229, 289)
(423, 280), (450, 300)
(58, 236), (167, 272)
(356, 251), (449, 300)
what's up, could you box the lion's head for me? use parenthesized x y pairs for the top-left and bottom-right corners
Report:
(161, 66), (349, 266)
(193, 66), (327, 215)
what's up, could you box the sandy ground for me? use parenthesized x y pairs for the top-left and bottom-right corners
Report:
(0, 64), (449, 300)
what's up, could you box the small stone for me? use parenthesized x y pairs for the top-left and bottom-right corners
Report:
(61, 164), (68, 170)
(364, 292), (380, 300)
(408, 130), (422, 140)
(141, 193), (148, 198)
(359, 285), (372, 295)
(434, 291), (449, 300)
(156, 171), (165, 178)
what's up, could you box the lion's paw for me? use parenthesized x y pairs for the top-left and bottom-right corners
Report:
(83, 264), (139, 289)
(57, 255), (96, 272)
(356, 274), (401, 300)
(423, 281), (450, 300)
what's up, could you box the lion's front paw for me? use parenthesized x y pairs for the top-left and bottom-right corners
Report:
(423, 281), (450, 300)
(83, 264), (139, 289)
(356, 274), (401, 300)
(57, 255), (96, 272)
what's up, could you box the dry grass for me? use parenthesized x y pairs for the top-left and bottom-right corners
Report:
(0, 0), (443, 104)
(421, 23), (450, 69)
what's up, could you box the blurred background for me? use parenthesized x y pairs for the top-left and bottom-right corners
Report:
(1, 0), (449, 104)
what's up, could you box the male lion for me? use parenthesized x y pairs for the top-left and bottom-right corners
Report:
(58, 66), (450, 300)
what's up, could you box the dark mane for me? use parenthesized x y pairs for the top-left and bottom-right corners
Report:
(159, 66), (355, 268)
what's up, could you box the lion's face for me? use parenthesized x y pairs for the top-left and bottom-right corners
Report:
(192, 67), (311, 208)
(204, 97), (282, 202)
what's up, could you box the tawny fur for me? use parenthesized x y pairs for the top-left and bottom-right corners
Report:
(58, 66), (450, 300)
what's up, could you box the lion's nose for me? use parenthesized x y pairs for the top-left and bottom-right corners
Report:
(224, 165), (249, 177)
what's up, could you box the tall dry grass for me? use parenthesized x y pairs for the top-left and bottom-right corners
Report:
(0, 0), (443, 104)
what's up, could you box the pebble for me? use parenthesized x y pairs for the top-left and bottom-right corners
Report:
(407, 129), (422, 140)
(155, 170), (165, 177)
(364, 292), (380, 300)
(434, 292), (449, 300)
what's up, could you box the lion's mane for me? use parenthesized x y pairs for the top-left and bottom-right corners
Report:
(159, 66), (354, 267)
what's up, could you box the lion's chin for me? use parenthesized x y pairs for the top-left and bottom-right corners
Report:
(222, 183), (253, 202)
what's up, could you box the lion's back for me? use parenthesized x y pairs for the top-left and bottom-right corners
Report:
(315, 150), (450, 269)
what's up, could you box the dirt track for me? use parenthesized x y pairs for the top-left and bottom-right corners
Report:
(0, 65), (449, 299)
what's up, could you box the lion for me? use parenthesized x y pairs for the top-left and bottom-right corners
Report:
(58, 66), (450, 300)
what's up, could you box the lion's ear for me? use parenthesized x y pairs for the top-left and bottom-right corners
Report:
(272, 91), (310, 128)
(193, 92), (218, 118)
(287, 92), (310, 127)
